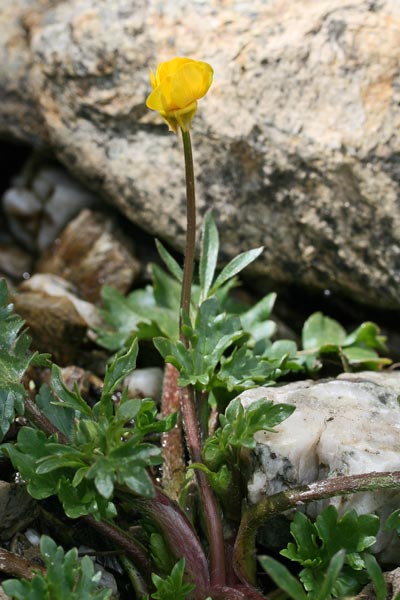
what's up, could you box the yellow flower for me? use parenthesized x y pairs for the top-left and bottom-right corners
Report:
(146, 57), (213, 133)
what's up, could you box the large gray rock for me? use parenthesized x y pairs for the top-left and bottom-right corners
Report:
(1, 0), (400, 307)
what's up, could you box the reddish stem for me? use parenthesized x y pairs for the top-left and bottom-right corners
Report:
(160, 363), (186, 501)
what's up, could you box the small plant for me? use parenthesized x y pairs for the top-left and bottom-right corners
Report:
(143, 559), (195, 600)
(0, 56), (398, 600)
(259, 506), (386, 600)
(2, 536), (111, 600)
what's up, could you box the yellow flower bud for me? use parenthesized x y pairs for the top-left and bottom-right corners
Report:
(146, 57), (213, 133)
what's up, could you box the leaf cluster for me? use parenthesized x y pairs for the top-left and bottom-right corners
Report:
(192, 396), (294, 516)
(143, 558), (195, 600)
(97, 216), (389, 401)
(97, 213), (269, 354)
(0, 279), (49, 441)
(2, 535), (111, 600)
(2, 340), (176, 519)
(260, 506), (386, 600)
(300, 312), (390, 372)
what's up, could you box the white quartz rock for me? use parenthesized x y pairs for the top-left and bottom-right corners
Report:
(124, 368), (164, 403)
(239, 372), (400, 562)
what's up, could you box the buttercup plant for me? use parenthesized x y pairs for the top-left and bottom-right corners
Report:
(0, 56), (399, 600)
(147, 56), (228, 590)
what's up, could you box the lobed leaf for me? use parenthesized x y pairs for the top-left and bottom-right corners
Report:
(2, 535), (111, 600)
(0, 279), (49, 440)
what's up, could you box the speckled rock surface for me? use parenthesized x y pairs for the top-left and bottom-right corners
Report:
(1, 1), (400, 307)
(239, 371), (400, 562)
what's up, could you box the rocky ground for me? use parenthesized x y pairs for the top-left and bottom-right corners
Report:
(1, 142), (400, 599)
(1, 1), (400, 596)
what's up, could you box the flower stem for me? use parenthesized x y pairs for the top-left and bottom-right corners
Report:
(233, 470), (400, 585)
(179, 128), (226, 587)
(179, 129), (196, 339)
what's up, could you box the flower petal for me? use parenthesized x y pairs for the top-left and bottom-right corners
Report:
(155, 57), (195, 84)
(169, 62), (213, 109)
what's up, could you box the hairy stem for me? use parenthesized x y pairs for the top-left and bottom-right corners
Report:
(178, 128), (226, 587)
(234, 470), (400, 585)
(160, 363), (186, 501)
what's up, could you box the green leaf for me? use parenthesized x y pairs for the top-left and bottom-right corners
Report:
(151, 558), (195, 600)
(280, 506), (380, 598)
(155, 297), (244, 388)
(240, 293), (276, 331)
(97, 285), (159, 350)
(150, 532), (175, 575)
(315, 549), (345, 600)
(155, 239), (183, 283)
(35, 384), (74, 440)
(2, 428), (63, 500)
(363, 553), (386, 600)
(199, 211), (219, 303)
(281, 512), (321, 567)
(0, 279), (49, 440)
(99, 339), (139, 417)
(217, 346), (281, 392)
(344, 322), (387, 352)
(123, 465), (156, 497)
(51, 365), (92, 417)
(384, 508), (400, 532)
(152, 263), (182, 311)
(222, 396), (295, 449)
(315, 508), (379, 555)
(341, 346), (391, 369)
(115, 398), (143, 422)
(258, 555), (307, 600)
(245, 397), (295, 432)
(210, 247), (264, 294)
(190, 462), (232, 496)
(2, 535), (111, 600)
(240, 292), (277, 346)
(102, 339), (138, 398)
(302, 312), (347, 350)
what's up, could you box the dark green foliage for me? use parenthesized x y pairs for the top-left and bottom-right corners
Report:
(154, 297), (244, 388)
(143, 558), (195, 600)
(0, 279), (49, 440)
(2, 339), (176, 519)
(2, 535), (111, 600)
(385, 508), (400, 534)
(260, 506), (385, 600)
(155, 296), (300, 395)
(96, 213), (269, 355)
(194, 396), (295, 511)
(301, 313), (390, 372)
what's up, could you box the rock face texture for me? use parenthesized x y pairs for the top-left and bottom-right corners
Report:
(1, 0), (400, 307)
(239, 371), (400, 562)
